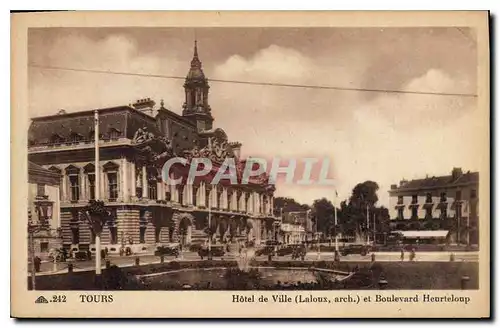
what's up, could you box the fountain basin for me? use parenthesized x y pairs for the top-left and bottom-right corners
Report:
(138, 266), (353, 290)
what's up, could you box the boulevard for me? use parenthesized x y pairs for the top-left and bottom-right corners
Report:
(33, 250), (479, 275)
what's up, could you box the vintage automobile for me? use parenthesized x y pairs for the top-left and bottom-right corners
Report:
(255, 246), (276, 256)
(48, 248), (67, 262)
(291, 245), (307, 260)
(74, 251), (90, 261)
(276, 244), (305, 256)
(154, 243), (180, 257)
(340, 244), (370, 256)
(197, 245), (225, 259)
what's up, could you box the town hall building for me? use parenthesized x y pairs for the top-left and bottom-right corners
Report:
(27, 41), (279, 254)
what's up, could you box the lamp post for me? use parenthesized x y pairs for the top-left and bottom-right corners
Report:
(28, 197), (55, 290)
(27, 214), (38, 291)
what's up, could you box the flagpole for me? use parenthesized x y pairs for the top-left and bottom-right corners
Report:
(334, 191), (339, 252)
(466, 200), (470, 246)
(366, 205), (370, 246)
(94, 109), (102, 276)
(208, 189), (212, 260)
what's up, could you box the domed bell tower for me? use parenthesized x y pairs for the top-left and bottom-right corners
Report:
(182, 40), (214, 132)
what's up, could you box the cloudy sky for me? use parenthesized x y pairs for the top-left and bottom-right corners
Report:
(28, 27), (482, 206)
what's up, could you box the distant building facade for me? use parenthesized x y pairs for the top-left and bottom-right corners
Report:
(28, 161), (62, 257)
(279, 211), (310, 244)
(27, 41), (278, 253)
(388, 168), (479, 245)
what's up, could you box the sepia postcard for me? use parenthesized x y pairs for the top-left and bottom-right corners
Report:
(11, 11), (490, 318)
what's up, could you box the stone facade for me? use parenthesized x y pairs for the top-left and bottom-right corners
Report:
(388, 168), (479, 245)
(28, 162), (62, 258)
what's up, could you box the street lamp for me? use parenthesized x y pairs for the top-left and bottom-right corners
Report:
(28, 196), (55, 290)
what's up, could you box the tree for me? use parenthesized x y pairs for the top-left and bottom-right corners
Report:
(80, 200), (111, 237)
(311, 198), (335, 236)
(338, 181), (381, 242)
(273, 197), (310, 216)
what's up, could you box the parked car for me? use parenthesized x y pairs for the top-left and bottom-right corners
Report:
(154, 243), (180, 257)
(48, 248), (67, 262)
(276, 244), (304, 256)
(74, 251), (89, 261)
(291, 245), (307, 260)
(198, 245), (225, 259)
(255, 246), (275, 256)
(340, 244), (370, 256)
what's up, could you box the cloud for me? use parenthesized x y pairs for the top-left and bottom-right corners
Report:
(28, 33), (480, 207)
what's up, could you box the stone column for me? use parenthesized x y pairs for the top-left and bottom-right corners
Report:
(222, 187), (228, 210)
(157, 181), (162, 201)
(61, 172), (67, 202)
(270, 196), (274, 215)
(171, 175), (178, 203)
(212, 187), (218, 209)
(232, 191), (237, 211)
(182, 185), (188, 206)
(79, 169), (85, 201)
(142, 166), (147, 199)
(121, 158), (128, 202)
(240, 192), (246, 212)
(186, 184), (192, 205)
(131, 162), (136, 199)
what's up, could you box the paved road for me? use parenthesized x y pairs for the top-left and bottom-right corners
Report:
(32, 250), (478, 275)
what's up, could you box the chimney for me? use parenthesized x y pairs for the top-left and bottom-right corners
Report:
(451, 167), (463, 180)
(132, 98), (156, 116)
(390, 184), (398, 190)
(399, 178), (408, 186)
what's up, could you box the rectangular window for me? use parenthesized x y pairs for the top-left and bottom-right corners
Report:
(411, 195), (418, 204)
(397, 196), (404, 204)
(440, 192), (447, 202)
(192, 187), (197, 206)
(205, 190), (210, 207)
(426, 193), (432, 203)
(108, 172), (118, 201)
(456, 190), (462, 200)
(471, 189), (477, 199)
(88, 173), (95, 200)
(69, 175), (79, 202)
(37, 184), (45, 197)
(40, 242), (49, 253)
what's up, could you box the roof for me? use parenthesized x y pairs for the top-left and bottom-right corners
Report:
(390, 171), (479, 193)
(28, 161), (60, 185)
(28, 106), (161, 145)
(395, 230), (449, 238)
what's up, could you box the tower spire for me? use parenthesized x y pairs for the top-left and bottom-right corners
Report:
(191, 39), (201, 68)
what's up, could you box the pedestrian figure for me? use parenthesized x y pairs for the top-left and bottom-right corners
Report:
(101, 249), (106, 259)
(34, 256), (41, 273)
(400, 248), (404, 261)
(105, 247), (109, 256)
(86, 249), (92, 260)
(410, 248), (416, 262)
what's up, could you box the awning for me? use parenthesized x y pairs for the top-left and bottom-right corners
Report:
(396, 230), (449, 239)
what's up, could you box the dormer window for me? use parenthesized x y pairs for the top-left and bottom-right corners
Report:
(68, 132), (83, 144)
(50, 133), (64, 145)
(108, 128), (121, 141)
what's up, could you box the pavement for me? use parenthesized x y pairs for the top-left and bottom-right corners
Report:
(31, 250), (479, 276)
